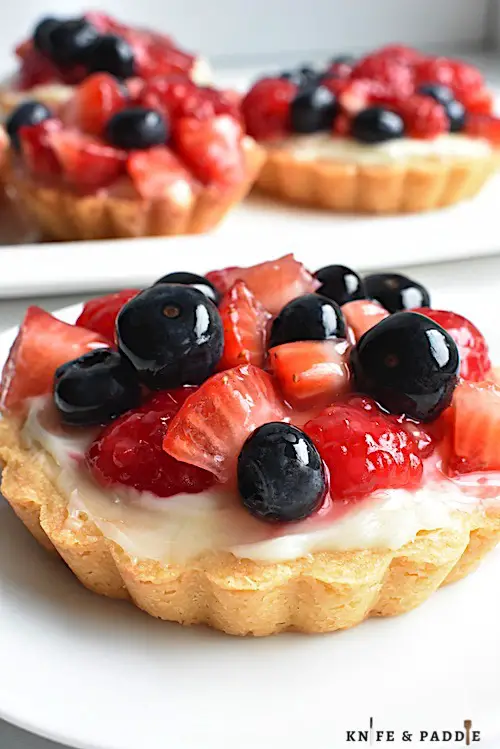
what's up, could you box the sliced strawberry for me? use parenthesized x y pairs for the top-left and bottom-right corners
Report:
(127, 146), (194, 199)
(465, 114), (500, 145)
(19, 120), (62, 178)
(218, 282), (271, 371)
(448, 382), (500, 474)
(0, 307), (108, 413)
(351, 55), (415, 98)
(173, 114), (245, 186)
(461, 87), (494, 116)
(163, 365), (289, 482)
(206, 254), (320, 316)
(341, 299), (389, 341)
(48, 130), (127, 190)
(269, 339), (352, 410)
(63, 73), (127, 137)
(76, 289), (140, 343)
(390, 95), (448, 139)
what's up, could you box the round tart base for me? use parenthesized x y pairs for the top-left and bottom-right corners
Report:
(255, 146), (499, 214)
(5, 138), (265, 241)
(1, 416), (499, 636)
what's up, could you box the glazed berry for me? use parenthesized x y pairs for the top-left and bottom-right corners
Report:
(237, 422), (326, 522)
(364, 273), (430, 313)
(350, 311), (459, 421)
(351, 107), (405, 143)
(33, 17), (59, 56)
(116, 284), (223, 389)
(269, 294), (346, 348)
(105, 108), (168, 150)
(6, 101), (53, 151)
(154, 272), (220, 305)
(53, 348), (141, 427)
(445, 99), (466, 133)
(290, 84), (338, 133)
(85, 34), (136, 79)
(46, 18), (99, 67)
(416, 83), (455, 106)
(314, 265), (365, 306)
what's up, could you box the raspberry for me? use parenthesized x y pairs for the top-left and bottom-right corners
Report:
(415, 57), (484, 106)
(86, 389), (216, 497)
(351, 55), (415, 98)
(390, 95), (448, 138)
(241, 77), (297, 140)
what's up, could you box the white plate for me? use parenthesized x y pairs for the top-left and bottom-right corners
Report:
(0, 292), (500, 749)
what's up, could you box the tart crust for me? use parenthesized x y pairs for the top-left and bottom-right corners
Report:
(255, 145), (500, 214)
(1, 415), (499, 636)
(5, 137), (265, 240)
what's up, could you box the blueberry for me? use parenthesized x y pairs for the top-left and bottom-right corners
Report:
(153, 272), (220, 305)
(314, 265), (365, 306)
(85, 34), (135, 79)
(350, 311), (459, 421)
(46, 18), (99, 67)
(417, 83), (454, 106)
(330, 54), (356, 66)
(445, 99), (466, 133)
(106, 108), (168, 150)
(116, 284), (223, 389)
(53, 349), (141, 427)
(237, 422), (326, 522)
(269, 294), (346, 348)
(280, 67), (319, 88)
(364, 273), (430, 313)
(33, 17), (60, 56)
(290, 84), (338, 133)
(6, 101), (53, 151)
(351, 107), (405, 144)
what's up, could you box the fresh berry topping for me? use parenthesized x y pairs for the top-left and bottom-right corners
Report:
(463, 88), (494, 116)
(206, 254), (320, 316)
(218, 282), (271, 370)
(269, 293), (346, 348)
(117, 285), (223, 390)
(138, 76), (207, 121)
(18, 119), (62, 177)
(16, 42), (68, 89)
(126, 146), (193, 199)
(341, 299), (389, 341)
(163, 365), (288, 482)
(269, 339), (351, 410)
(173, 114), (244, 186)
(416, 83), (454, 106)
(351, 311), (459, 421)
(154, 272), (220, 305)
(32, 17), (59, 56)
(465, 114), (500, 145)
(304, 398), (423, 501)
(237, 422), (326, 522)
(0, 307), (108, 413)
(376, 45), (423, 64)
(415, 57), (484, 108)
(447, 382), (500, 474)
(280, 67), (319, 87)
(351, 107), (405, 143)
(290, 84), (338, 134)
(64, 73), (127, 137)
(314, 265), (366, 306)
(364, 273), (430, 313)
(76, 289), (140, 343)
(85, 34), (136, 79)
(351, 55), (414, 97)
(86, 388), (215, 497)
(391, 95), (448, 138)
(48, 130), (127, 190)
(413, 308), (491, 383)
(445, 99), (466, 133)
(241, 77), (297, 140)
(46, 18), (99, 67)
(105, 107), (168, 150)
(6, 101), (53, 151)
(54, 348), (141, 426)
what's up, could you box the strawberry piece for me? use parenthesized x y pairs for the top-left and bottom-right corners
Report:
(48, 130), (127, 190)
(415, 57), (484, 104)
(335, 78), (390, 115)
(139, 75), (213, 121)
(269, 339), (352, 410)
(86, 389), (215, 497)
(0, 307), (108, 413)
(304, 398), (423, 501)
(163, 365), (289, 482)
(465, 114), (500, 145)
(173, 114), (245, 186)
(19, 120), (62, 178)
(76, 289), (140, 343)
(462, 88), (494, 116)
(390, 95), (448, 138)
(351, 55), (415, 98)
(448, 382), (500, 474)
(241, 77), (297, 140)
(341, 300), (389, 341)
(127, 146), (194, 199)
(206, 254), (320, 316)
(413, 308), (491, 383)
(63, 73), (127, 137)
(376, 44), (424, 64)
(218, 282), (271, 371)
(16, 41), (85, 88)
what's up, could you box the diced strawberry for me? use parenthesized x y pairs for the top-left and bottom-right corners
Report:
(86, 389), (215, 497)
(448, 382), (500, 474)
(200, 86), (242, 122)
(139, 75), (213, 121)
(19, 120), (63, 178)
(173, 114), (245, 186)
(415, 57), (484, 104)
(163, 365), (289, 482)
(304, 398), (423, 501)
(16, 41), (85, 88)
(127, 146), (194, 199)
(206, 254), (320, 316)
(390, 95), (448, 138)
(461, 87), (494, 116)
(241, 77), (297, 140)
(48, 130), (127, 190)
(465, 114), (500, 145)
(332, 113), (352, 136)
(76, 289), (140, 343)
(376, 44), (424, 65)
(218, 282), (271, 371)
(341, 300), (389, 341)
(269, 339), (352, 410)
(413, 308), (491, 383)
(351, 55), (415, 98)
(63, 73), (127, 137)
(0, 307), (108, 413)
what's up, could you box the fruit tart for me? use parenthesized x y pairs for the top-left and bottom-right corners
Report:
(3, 73), (264, 240)
(242, 46), (500, 214)
(1, 257), (499, 636)
(0, 12), (210, 118)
